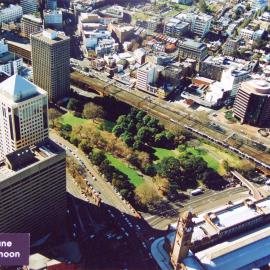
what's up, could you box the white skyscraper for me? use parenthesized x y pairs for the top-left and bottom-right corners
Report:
(0, 75), (48, 158)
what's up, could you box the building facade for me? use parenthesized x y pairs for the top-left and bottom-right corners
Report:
(31, 30), (70, 102)
(21, 14), (43, 38)
(43, 9), (63, 30)
(178, 39), (208, 62)
(0, 75), (48, 158)
(0, 139), (66, 240)
(233, 79), (270, 126)
(0, 4), (23, 25)
(20, 0), (39, 14)
(0, 39), (23, 76)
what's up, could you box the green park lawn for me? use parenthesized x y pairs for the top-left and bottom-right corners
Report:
(153, 144), (234, 175)
(153, 147), (177, 161)
(106, 154), (144, 187)
(59, 112), (87, 127)
(185, 147), (220, 172)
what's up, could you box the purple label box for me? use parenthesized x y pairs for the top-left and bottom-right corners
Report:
(0, 233), (30, 266)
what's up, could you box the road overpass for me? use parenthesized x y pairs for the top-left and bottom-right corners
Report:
(231, 170), (264, 200)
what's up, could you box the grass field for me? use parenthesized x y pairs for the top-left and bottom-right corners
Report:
(106, 154), (144, 187)
(153, 147), (177, 161)
(186, 147), (220, 172)
(59, 112), (87, 127)
(153, 142), (242, 175)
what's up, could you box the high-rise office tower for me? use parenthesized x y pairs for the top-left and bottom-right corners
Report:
(0, 139), (66, 239)
(0, 74), (48, 159)
(31, 29), (70, 102)
(20, 0), (39, 14)
(233, 80), (270, 127)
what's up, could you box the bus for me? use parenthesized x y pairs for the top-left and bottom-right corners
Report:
(191, 188), (203, 196)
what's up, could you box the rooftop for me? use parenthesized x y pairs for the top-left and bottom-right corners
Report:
(0, 51), (20, 64)
(0, 74), (46, 103)
(167, 197), (270, 246)
(179, 39), (206, 50)
(0, 139), (64, 183)
(22, 14), (42, 23)
(242, 79), (270, 95)
(194, 223), (270, 270)
(152, 197), (270, 270)
(31, 29), (69, 44)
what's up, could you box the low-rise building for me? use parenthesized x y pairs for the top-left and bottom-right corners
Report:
(164, 18), (190, 38)
(239, 28), (255, 41)
(100, 5), (124, 22)
(176, 12), (212, 37)
(136, 18), (160, 32)
(222, 38), (239, 56)
(136, 63), (164, 96)
(0, 4), (23, 25)
(108, 23), (134, 43)
(6, 40), (31, 62)
(200, 56), (255, 82)
(178, 39), (208, 62)
(153, 196), (270, 270)
(0, 39), (23, 76)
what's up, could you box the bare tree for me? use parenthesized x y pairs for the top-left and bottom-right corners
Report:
(48, 108), (62, 128)
(83, 102), (105, 122)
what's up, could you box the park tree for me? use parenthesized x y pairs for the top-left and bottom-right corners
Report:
(202, 168), (225, 189)
(142, 115), (152, 125)
(67, 98), (80, 111)
(135, 182), (161, 206)
(90, 150), (106, 166)
(180, 154), (208, 180)
(48, 108), (62, 128)
(133, 139), (144, 151)
(83, 102), (105, 121)
(69, 135), (80, 146)
(157, 157), (182, 183)
(144, 164), (157, 176)
(137, 127), (153, 144)
(79, 140), (93, 155)
(121, 132), (135, 147)
(136, 110), (146, 122)
(112, 124), (125, 137)
(99, 159), (115, 181)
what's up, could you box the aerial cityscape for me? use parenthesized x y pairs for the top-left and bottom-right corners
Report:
(0, 0), (270, 269)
